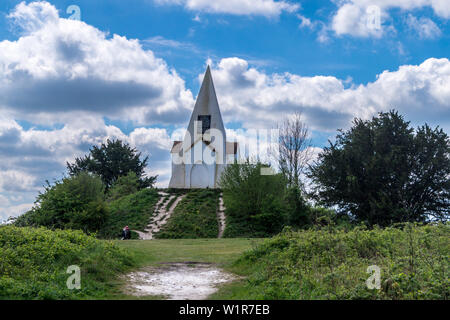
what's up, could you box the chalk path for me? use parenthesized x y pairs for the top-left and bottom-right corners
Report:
(125, 263), (235, 300)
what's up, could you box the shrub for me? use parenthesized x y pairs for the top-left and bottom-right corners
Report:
(229, 223), (449, 299)
(15, 173), (107, 234)
(0, 226), (135, 299)
(219, 161), (288, 237)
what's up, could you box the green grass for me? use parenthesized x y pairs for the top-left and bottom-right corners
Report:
(156, 189), (221, 239)
(114, 238), (260, 267)
(212, 223), (450, 300)
(98, 188), (159, 239)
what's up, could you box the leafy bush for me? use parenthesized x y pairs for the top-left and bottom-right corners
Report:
(99, 188), (159, 239)
(156, 189), (220, 239)
(0, 226), (135, 299)
(228, 223), (449, 299)
(220, 161), (289, 238)
(15, 173), (107, 234)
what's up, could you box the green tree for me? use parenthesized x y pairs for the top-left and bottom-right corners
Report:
(67, 139), (156, 189)
(219, 160), (288, 237)
(285, 186), (310, 228)
(15, 173), (108, 234)
(107, 171), (140, 201)
(309, 110), (450, 226)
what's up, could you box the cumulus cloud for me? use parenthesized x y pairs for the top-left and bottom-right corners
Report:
(332, 3), (385, 38)
(208, 57), (450, 132)
(0, 1), (194, 126)
(7, 1), (59, 33)
(330, 0), (449, 38)
(154, 0), (299, 17)
(0, 170), (37, 193)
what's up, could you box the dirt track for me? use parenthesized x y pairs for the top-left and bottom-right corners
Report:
(124, 262), (235, 300)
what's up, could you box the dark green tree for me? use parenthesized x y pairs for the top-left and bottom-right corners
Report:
(309, 110), (450, 226)
(67, 139), (156, 189)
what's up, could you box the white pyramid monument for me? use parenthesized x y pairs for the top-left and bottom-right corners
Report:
(169, 66), (238, 188)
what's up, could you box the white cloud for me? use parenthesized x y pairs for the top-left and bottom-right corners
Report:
(0, 195), (10, 207)
(7, 1), (59, 33)
(143, 36), (197, 51)
(296, 14), (331, 43)
(406, 14), (441, 39)
(209, 57), (450, 132)
(0, 1), (194, 126)
(330, 0), (449, 38)
(332, 3), (385, 38)
(0, 203), (34, 221)
(297, 14), (313, 29)
(154, 0), (299, 17)
(0, 170), (37, 192)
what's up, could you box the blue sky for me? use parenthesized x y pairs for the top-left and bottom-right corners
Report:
(0, 0), (449, 220)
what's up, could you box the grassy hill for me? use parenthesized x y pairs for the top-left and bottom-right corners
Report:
(98, 188), (159, 239)
(156, 189), (220, 239)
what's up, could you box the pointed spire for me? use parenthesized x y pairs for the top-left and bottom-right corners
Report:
(197, 65), (213, 108)
(205, 64), (211, 79)
(183, 65), (226, 148)
(190, 65), (220, 117)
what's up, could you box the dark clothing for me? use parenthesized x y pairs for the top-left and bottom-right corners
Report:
(122, 229), (131, 240)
